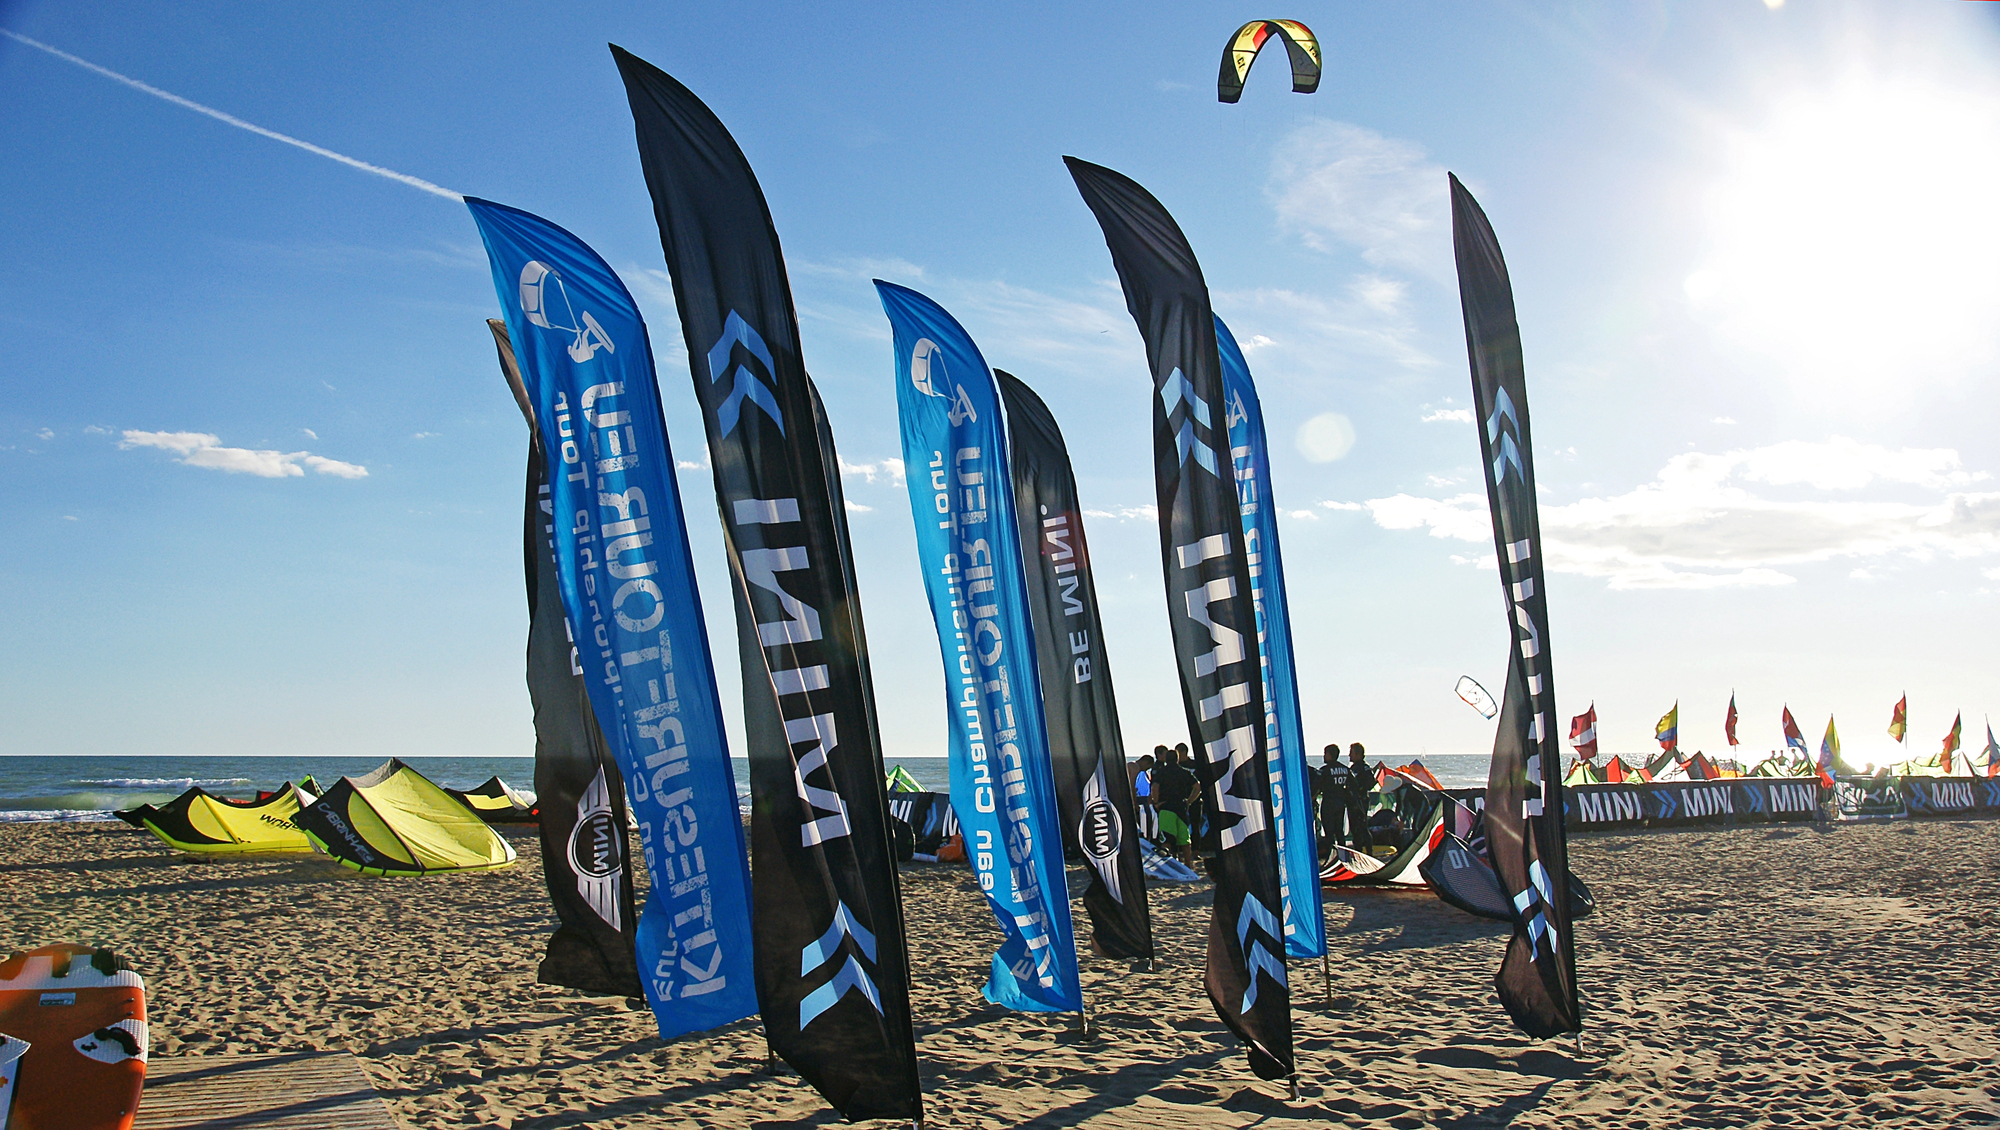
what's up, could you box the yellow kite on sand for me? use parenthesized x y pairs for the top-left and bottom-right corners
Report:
(119, 784), (316, 855)
(293, 760), (516, 876)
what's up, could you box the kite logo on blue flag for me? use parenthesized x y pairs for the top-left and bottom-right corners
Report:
(521, 261), (615, 362)
(467, 197), (757, 1040)
(911, 338), (978, 425)
(876, 279), (1083, 1016)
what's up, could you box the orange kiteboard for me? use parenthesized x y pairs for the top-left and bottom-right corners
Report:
(0, 945), (147, 1130)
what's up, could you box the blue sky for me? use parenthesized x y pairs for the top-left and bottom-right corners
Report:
(4, 0), (1997, 768)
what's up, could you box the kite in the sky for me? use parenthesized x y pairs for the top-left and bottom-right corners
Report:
(1455, 676), (1499, 719)
(1217, 20), (1322, 104)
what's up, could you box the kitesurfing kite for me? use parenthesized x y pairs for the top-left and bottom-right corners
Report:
(1217, 20), (1322, 103)
(1455, 675), (1499, 719)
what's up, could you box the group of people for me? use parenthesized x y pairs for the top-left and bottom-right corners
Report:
(1125, 740), (1384, 867)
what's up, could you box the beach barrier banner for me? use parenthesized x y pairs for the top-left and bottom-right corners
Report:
(877, 282), (1084, 1014)
(1451, 174), (1582, 1039)
(489, 322), (641, 998)
(1215, 316), (1325, 962)
(1069, 157), (1293, 1082)
(1901, 776), (1984, 815)
(1728, 779), (1821, 822)
(466, 200), (756, 1037)
(1835, 777), (1909, 821)
(995, 368), (1156, 963)
(615, 49), (920, 1120)
(1562, 780), (1818, 829)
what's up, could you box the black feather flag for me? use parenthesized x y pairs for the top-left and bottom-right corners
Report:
(1066, 156), (1292, 1081)
(1450, 173), (1582, 1039)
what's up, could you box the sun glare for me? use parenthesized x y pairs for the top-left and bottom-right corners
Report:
(1687, 70), (2000, 399)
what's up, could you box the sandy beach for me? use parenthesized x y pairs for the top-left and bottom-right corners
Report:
(4, 818), (1997, 1128)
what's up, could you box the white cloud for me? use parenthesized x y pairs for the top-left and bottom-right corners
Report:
(845, 500), (873, 513)
(1347, 438), (2000, 589)
(677, 459), (707, 471)
(120, 431), (219, 456)
(792, 257), (929, 284)
(62, 515), (77, 521)
(35, 428), (53, 440)
(1287, 510), (1319, 521)
(118, 430), (368, 480)
(1319, 500), (1365, 512)
(1296, 412), (1357, 462)
(1421, 408), (1474, 424)
(301, 427), (318, 439)
(1081, 505), (1159, 522)
(1267, 120), (1451, 278)
(1214, 281), (1433, 379)
(412, 432), (438, 440)
(83, 425), (111, 435)
(301, 455), (368, 479)
(838, 456), (906, 487)
(1713, 417), (1737, 426)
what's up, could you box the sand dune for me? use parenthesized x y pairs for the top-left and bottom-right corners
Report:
(3, 818), (1997, 1127)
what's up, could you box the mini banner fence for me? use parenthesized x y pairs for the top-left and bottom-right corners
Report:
(1442, 777), (2000, 832)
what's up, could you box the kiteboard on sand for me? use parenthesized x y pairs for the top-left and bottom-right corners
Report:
(0, 944), (147, 1130)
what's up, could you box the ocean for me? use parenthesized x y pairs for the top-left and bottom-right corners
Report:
(0, 752), (1495, 823)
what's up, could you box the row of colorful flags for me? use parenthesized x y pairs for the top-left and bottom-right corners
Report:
(1569, 696), (2000, 782)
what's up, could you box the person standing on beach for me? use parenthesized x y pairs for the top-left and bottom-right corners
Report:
(1316, 744), (1353, 856)
(1132, 750), (1159, 840)
(1150, 745), (1198, 866)
(1346, 743), (1375, 855)
(1177, 741), (1214, 858)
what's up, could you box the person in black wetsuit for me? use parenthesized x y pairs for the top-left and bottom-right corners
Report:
(1315, 744), (1350, 858)
(1346, 743), (1375, 854)
(1150, 746), (1198, 866)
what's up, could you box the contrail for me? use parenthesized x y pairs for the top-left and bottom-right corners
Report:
(1, 28), (464, 201)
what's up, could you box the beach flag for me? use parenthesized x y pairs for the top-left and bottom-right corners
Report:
(467, 200), (757, 1038)
(1782, 707), (1807, 754)
(1941, 713), (1962, 775)
(616, 48), (921, 1120)
(1725, 694), (1739, 748)
(1569, 705), (1598, 761)
(1069, 156), (1294, 1081)
(1888, 695), (1908, 744)
(1654, 703), (1679, 751)
(998, 369), (1156, 962)
(1450, 174), (1581, 1041)
(878, 282), (1084, 1016)
(1983, 720), (1999, 778)
(1816, 717), (1841, 787)
(1216, 315), (1326, 963)
(488, 322), (640, 999)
